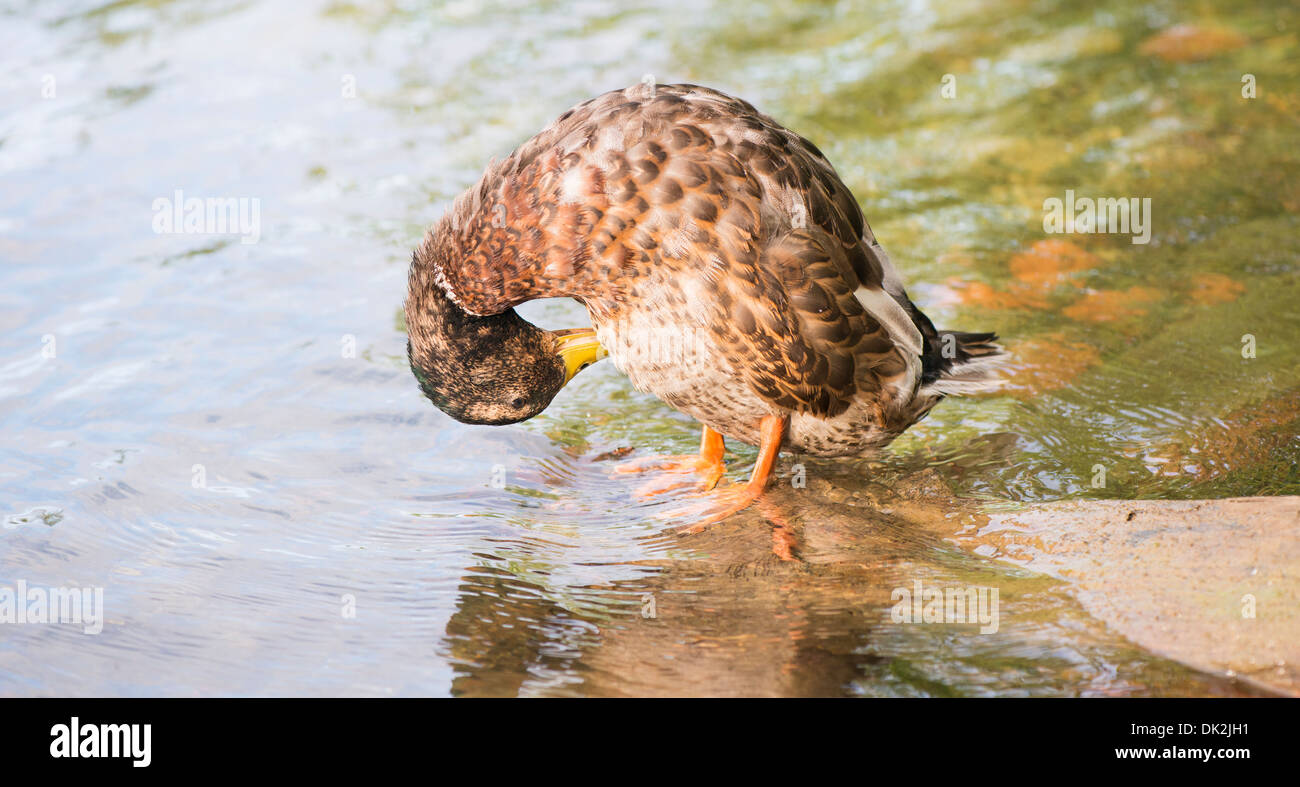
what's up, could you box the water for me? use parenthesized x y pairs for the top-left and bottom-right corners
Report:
(1, 0), (1295, 696)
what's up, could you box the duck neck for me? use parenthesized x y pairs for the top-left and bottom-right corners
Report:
(405, 233), (549, 366)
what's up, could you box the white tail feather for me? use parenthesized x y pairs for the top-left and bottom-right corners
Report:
(919, 351), (1007, 396)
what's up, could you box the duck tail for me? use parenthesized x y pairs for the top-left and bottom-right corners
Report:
(920, 331), (1007, 396)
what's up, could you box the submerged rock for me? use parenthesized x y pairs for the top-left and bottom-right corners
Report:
(958, 496), (1300, 695)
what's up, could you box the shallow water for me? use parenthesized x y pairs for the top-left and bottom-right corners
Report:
(1, 0), (1296, 696)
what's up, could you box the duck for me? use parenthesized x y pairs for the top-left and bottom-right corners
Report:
(406, 83), (1005, 523)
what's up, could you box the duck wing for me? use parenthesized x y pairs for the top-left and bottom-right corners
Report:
(650, 87), (934, 419)
(738, 224), (924, 419)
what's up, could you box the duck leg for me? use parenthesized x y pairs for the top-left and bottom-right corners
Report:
(675, 414), (787, 533)
(613, 425), (728, 495)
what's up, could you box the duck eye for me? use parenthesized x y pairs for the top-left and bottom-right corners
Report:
(510, 396), (526, 409)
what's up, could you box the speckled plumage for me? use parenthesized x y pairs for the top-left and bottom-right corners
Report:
(409, 83), (1003, 456)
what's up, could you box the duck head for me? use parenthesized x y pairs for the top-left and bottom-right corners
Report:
(404, 249), (604, 426)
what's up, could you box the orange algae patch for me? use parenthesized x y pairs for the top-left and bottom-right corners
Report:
(1001, 333), (1101, 398)
(1008, 239), (1098, 289)
(1187, 272), (1246, 305)
(1153, 388), (1300, 482)
(1138, 24), (1247, 63)
(952, 239), (1101, 311)
(951, 279), (1050, 310)
(1062, 286), (1162, 323)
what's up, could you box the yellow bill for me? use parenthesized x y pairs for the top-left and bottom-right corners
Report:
(555, 329), (608, 384)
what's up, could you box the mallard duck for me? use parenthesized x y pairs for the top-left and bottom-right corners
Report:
(406, 83), (1004, 521)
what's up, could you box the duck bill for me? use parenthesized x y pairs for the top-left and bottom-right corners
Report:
(555, 329), (608, 385)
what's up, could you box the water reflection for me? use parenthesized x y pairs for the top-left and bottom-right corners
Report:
(438, 466), (1261, 696)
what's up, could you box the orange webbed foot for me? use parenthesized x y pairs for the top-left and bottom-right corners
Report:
(610, 426), (727, 497)
(665, 415), (788, 533)
(666, 479), (767, 532)
(613, 454), (727, 497)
